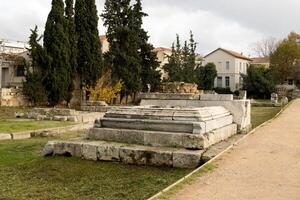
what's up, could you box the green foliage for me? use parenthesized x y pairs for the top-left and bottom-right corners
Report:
(23, 26), (47, 105)
(75, 0), (103, 87)
(23, 71), (47, 105)
(43, 0), (73, 105)
(242, 65), (275, 99)
(65, 0), (77, 103)
(133, 0), (161, 92)
(87, 71), (123, 103)
(102, 0), (142, 96)
(196, 62), (217, 90)
(270, 33), (300, 84)
(163, 32), (198, 83)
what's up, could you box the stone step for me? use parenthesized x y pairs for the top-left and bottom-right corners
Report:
(88, 124), (237, 150)
(43, 140), (204, 168)
(97, 115), (233, 135)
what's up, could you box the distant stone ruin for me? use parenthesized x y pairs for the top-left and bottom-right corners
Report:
(161, 82), (199, 94)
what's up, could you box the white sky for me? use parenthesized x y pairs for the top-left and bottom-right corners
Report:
(0, 0), (299, 56)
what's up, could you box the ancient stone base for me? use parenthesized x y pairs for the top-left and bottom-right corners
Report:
(43, 140), (204, 168)
(88, 124), (237, 150)
(0, 134), (11, 140)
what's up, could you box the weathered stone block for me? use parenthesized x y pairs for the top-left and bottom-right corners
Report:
(67, 116), (78, 122)
(11, 132), (31, 140)
(82, 142), (98, 161)
(42, 141), (55, 156)
(63, 141), (83, 157)
(120, 146), (148, 165)
(173, 149), (203, 168)
(98, 143), (121, 161)
(0, 134), (11, 140)
(147, 148), (173, 167)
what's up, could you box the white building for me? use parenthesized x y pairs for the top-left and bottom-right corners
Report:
(153, 47), (172, 80)
(0, 39), (28, 54)
(203, 48), (252, 92)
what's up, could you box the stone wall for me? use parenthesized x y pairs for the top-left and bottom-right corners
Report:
(161, 82), (199, 94)
(0, 88), (30, 107)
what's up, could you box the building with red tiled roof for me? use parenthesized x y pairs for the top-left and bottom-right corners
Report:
(251, 57), (270, 68)
(203, 48), (252, 92)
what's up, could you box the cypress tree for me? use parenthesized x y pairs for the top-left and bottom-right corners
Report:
(75, 0), (102, 87)
(44, 0), (71, 105)
(23, 26), (48, 105)
(132, 0), (161, 92)
(164, 32), (198, 83)
(102, 0), (142, 97)
(65, 0), (77, 103)
(164, 35), (182, 82)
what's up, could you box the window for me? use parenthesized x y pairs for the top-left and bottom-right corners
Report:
(16, 66), (25, 77)
(225, 77), (230, 87)
(217, 77), (223, 88)
(226, 61), (230, 70)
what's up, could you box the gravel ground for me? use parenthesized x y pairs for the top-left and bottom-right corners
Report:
(167, 100), (300, 200)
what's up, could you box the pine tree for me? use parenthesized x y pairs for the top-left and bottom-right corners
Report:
(44, 0), (71, 105)
(132, 0), (161, 92)
(65, 0), (77, 103)
(75, 0), (102, 87)
(102, 0), (142, 97)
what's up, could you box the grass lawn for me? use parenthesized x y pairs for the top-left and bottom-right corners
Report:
(0, 119), (74, 133)
(0, 132), (191, 200)
(251, 106), (282, 128)
(0, 107), (74, 133)
(0, 106), (30, 119)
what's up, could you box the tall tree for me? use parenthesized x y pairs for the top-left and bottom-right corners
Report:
(163, 32), (198, 83)
(44, 0), (72, 105)
(242, 65), (275, 99)
(270, 34), (300, 84)
(132, 0), (161, 92)
(75, 0), (103, 87)
(196, 62), (217, 90)
(252, 37), (278, 57)
(65, 0), (77, 103)
(23, 26), (48, 105)
(182, 31), (197, 82)
(102, 0), (142, 97)
(163, 35), (182, 82)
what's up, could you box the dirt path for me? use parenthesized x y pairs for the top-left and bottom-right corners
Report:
(167, 100), (300, 200)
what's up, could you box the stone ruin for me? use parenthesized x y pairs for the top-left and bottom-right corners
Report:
(18, 108), (101, 123)
(161, 82), (199, 94)
(43, 87), (251, 169)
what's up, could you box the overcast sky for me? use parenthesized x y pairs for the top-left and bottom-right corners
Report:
(0, 0), (299, 56)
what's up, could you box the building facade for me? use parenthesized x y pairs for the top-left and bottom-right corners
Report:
(203, 48), (252, 92)
(0, 39), (28, 54)
(0, 51), (28, 89)
(153, 47), (172, 80)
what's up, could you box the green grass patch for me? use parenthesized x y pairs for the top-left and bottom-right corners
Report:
(251, 106), (282, 128)
(0, 133), (191, 200)
(0, 106), (30, 119)
(0, 119), (73, 133)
